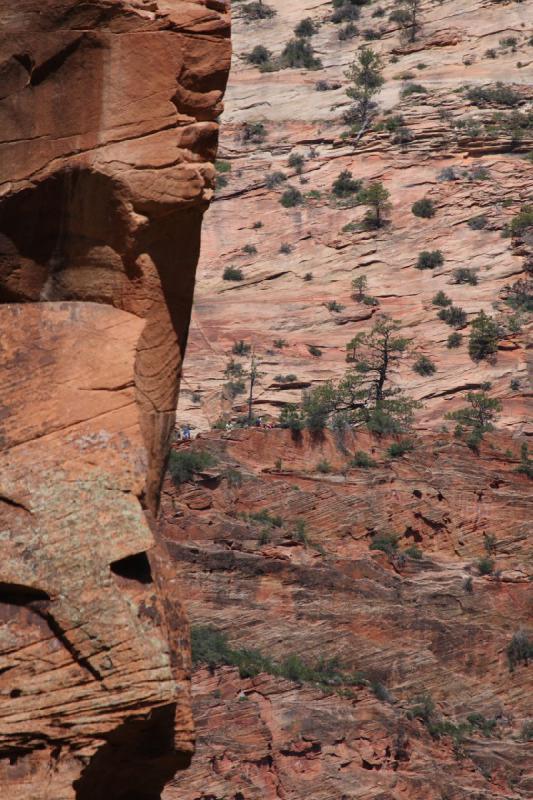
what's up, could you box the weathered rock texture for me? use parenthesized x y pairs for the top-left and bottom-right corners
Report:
(0, 2), (230, 798)
(177, 0), (532, 434)
(162, 429), (532, 800)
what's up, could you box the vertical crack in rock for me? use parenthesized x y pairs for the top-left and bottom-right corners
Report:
(0, 2), (231, 798)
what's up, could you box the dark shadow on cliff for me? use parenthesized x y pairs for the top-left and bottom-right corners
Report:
(73, 704), (190, 800)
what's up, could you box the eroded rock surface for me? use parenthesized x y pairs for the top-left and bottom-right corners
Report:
(161, 429), (532, 800)
(177, 0), (532, 433)
(0, 2), (230, 798)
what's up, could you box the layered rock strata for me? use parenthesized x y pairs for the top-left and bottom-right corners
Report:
(0, 2), (230, 798)
(177, 0), (532, 433)
(161, 428), (532, 800)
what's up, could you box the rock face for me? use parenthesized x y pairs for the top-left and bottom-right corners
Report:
(177, 0), (531, 434)
(0, 2), (230, 798)
(161, 429), (532, 800)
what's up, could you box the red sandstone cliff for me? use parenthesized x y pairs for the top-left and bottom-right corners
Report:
(0, 2), (231, 798)
(178, 0), (531, 434)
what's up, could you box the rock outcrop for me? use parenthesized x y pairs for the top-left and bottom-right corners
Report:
(0, 2), (230, 798)
(161, 428), (532, 800)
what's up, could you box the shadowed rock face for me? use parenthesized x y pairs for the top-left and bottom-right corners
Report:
(0, 2), (231, 798)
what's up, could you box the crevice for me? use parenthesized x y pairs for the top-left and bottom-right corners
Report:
(30, 38), (83, 87)
(110, 552), (153, 585)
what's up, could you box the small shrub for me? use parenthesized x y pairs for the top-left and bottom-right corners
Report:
(387, 439), (414, 458)
(242, 121), (267, 143)
(281, 186), (304, 207)
(477, 557), (494, 576)
(292, 519), (309, 545)
(215, 159), (231, 174)
(351, 450), (377, 468)
(279, 404), (304, 432)
(507, 631), (532, 671)
(280, 38), (322, 70)
(224, 467), (243, 488)
(224, 380), (246, 399)
(308, 344), (322, 357)
(253, 220), (263, 229)
(342, 221), (359, 233)
(438, 306), (467, 328)
(516, 442), (533, 479)
(273, 338), (288, 349)
(241, 2), (276, 21)
(404, 545), (422, 560)
(250, 509), (283, 528)
(467, 214), (487, 230)
(485, 48), (497, 59)
(370, 533), (398, 555)
(243, 243), (257, 255)
(316, 78), (342, 90)
(466, 83), (522, 108)
(469, 165), (490, 181)
(316, 459), (332, 474)
(505, 279), (533, 312)
(288, 152), (305, 173)
(413, 356), (436, 376)
(225, 359), (245, 378)
(331, 1), (362, 25)
(447, 332), (463, 348)
(401, 82), (428, 98)
(265, 171), (287, 188)
(191, 391), (201, 404)
(412, 198), (436, 218)
(332, 169), (362, 197)
(453, 268), (478, 285)
(304, 272), (313, 281)
(438, 166), (459, 182)
(384, 114), (405, 132)
(338, 22), (358, 40)
(363, 27), (382, 40)
(294, 17), (317, 38)
(508, 204), (533, 236)
(510, 378), (520, 391)
(433, 291), (452, 307)
(467, 713), (497, 737)
(168, 449), (215, 485)
(274, 374), (298, 383)
(392, 126), (414, 145)
(417, 250), (443, 269)
(258, 529), (271, 545)
(232, 340), (251, 356)
(468, 310), (499, 362)
(279, 242), (292, 254)
(463, 576), (473, 593)
(326, 300), (345, 312)
(223, 266), (243, 281)
(247, 45), (272, 66)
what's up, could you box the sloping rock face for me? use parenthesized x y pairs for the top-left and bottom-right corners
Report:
(177, 0), (531, 433)
(161, 429), (532, 800)
(0, 2), (230, 798)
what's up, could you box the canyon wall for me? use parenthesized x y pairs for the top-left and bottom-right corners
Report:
(177, 0), (531, 434)
(0, 2), (230, 798)
(161, 427), (532, 800)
